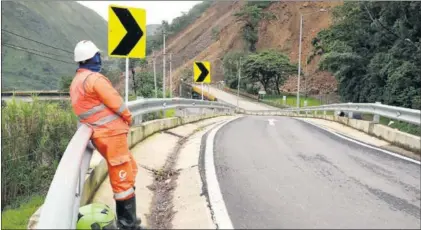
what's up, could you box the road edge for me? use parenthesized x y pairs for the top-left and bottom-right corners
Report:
(200, 115), (243, 229)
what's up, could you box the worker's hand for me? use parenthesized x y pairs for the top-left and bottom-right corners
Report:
(124, 116), (132, 126)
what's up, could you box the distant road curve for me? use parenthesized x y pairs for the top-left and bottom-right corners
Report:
(194, 84), (277, 111)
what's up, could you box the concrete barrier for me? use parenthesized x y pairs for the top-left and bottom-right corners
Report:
(27, 112), (230, 229)
(241, 110), (420, 154)
(81, 113), (227, 206)
(310, 114), (420, 154)
(370, 123), (420, 153)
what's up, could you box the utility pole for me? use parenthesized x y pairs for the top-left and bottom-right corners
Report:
(153, 50), (157, 98)
(125, 57), (129, 103)
(179, 78), (184, 98)
(169, 53), (172, 98)
(162, 28), (166, 98)
(201, 82), (204, 100)
(237, 58), (241, 108)
(296, 14), (303, 109)
(297, 9), (327, 108)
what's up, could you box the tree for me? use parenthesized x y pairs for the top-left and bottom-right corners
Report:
(132, 71), (163, 98)
(242, 50), (296, 94)
(312, 1), (421, 109)
(129, 59), (148, 95)
(222, 51), (249, 90)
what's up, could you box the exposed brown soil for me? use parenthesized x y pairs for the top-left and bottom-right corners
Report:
(149, 1), (343, 99)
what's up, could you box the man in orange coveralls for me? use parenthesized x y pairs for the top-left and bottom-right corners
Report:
(70, 40), (142, 230)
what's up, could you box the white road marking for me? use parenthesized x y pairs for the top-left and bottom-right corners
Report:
(297, 118), (421, 165)
(205, 116), (242, 229)
(268, 118), (276, 126)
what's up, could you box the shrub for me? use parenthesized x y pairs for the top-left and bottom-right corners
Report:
(1, 98), (77, 210)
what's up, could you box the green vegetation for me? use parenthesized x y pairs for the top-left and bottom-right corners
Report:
(59, 75), (73, 91)
(234, 1), (275, 52)
(211, 26), (220, 41)
(361, 114), (420, 136)
(222, 51), (254, 92)
(223, 49), (297, 96)
(263, 94), (322, 107)
(311, 1), (421, 109)
(146, 1), (213, 55)
(1, 195), (44, 229)
(1, 98), (77, 210)
(385, 121), (420, 137)
(242, 50), (296, 94)
(1, 1), (108, 90)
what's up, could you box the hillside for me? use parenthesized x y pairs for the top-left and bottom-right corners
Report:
(149, 1), (342, 99)
(1, 1), (108, 90)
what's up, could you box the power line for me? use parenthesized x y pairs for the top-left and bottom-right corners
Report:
(1, 29), (73, 54)
(2, 43), (71, 59)
(3, 45), (74, 65)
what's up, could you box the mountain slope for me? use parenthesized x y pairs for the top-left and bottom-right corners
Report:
(149, 1), (341, 98)
(1, 1), (107, 90)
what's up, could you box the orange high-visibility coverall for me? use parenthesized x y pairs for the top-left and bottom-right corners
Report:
(70, 68), (137, 201)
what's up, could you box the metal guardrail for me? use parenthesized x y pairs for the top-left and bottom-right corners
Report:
(240, 102), (421, 126)
(36, 98), (235, 229)
(31, 96), (421, 228)
(127, 97), (232, 118)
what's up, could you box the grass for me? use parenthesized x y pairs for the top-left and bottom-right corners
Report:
(2, 97), (77, 210)
(262, 94), (322, 107)
(1, 195), (44, 229)
(361, 114), (420, 136)
(164, 109), (176, 118)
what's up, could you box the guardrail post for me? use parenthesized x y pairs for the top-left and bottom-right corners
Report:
(133, 114), (143, 125)
(373, 101), (381, 123)
(347, 102), (353, 119)
(176, 108), (185, 117)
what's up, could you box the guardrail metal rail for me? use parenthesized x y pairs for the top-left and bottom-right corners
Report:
(36, 98), (235, 229)
(240, 102), (421, 126)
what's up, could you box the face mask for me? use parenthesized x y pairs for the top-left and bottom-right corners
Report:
(92, 53), (102, 66)
(79, 52), (102, 72)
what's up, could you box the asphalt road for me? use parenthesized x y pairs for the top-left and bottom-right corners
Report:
(214, 116), (421, 229)
(194, 84), (276, 111)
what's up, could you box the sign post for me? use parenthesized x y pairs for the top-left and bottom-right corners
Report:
(108, 5), (146, 103)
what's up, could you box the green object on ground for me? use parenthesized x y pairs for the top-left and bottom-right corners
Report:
(76, 203), (117, 230)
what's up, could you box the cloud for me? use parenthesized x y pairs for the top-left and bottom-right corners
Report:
(77, 1), (201, 25)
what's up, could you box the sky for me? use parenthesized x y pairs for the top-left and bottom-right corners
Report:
(77, 1), (201, 25)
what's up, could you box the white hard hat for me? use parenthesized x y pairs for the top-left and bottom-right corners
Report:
(74, 40), (100, 62)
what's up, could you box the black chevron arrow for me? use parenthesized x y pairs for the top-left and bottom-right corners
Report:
(111, 7), (143, 56)
(196, 62), (209, 82)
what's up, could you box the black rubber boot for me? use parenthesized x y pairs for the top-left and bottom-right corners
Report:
(116, 195), (143, 230)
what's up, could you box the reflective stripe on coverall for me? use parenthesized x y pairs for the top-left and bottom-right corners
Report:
(70, 68), (138, 201)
